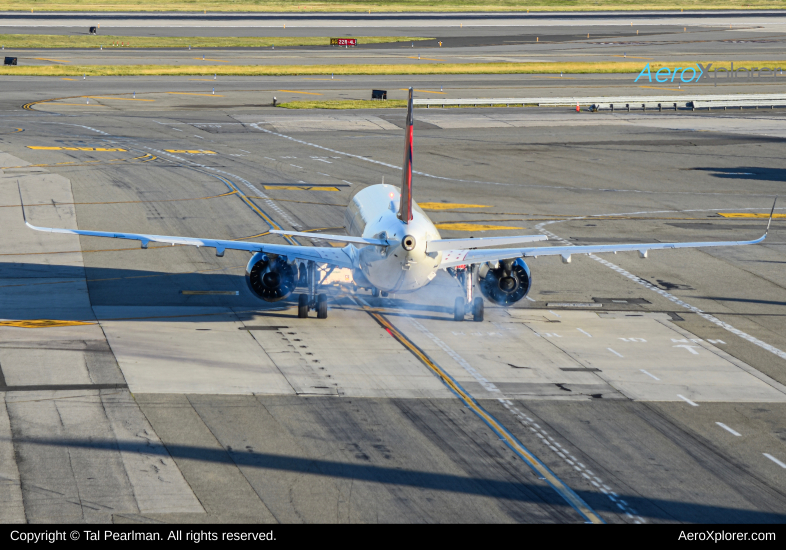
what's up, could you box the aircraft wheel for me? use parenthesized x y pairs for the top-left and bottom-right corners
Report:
(317, 293), (328, 319)
(371, 288), (379, 297)
(472, 297), (484, 322)
(381, 291), (389, 298)
(454, 297), (466, 322)
(298, 294), (309, 318)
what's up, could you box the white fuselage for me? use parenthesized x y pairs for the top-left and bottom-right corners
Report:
(344, 184), (442, 293)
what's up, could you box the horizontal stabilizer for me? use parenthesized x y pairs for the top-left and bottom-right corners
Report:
(270, 229), (388, 246)
(426, 235), (547, 253)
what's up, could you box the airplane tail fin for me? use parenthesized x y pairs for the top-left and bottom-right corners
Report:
(398, 87), (414, 223)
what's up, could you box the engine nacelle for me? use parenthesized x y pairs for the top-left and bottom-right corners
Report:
(246, 253), (297, 302)
(478, 258), (532, 305)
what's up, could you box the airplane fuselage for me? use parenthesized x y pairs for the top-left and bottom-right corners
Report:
(344, 184), (443, 293)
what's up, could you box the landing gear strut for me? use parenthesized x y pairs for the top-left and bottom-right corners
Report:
(297, 260), (328, 319)
(451, 265), (483, 322)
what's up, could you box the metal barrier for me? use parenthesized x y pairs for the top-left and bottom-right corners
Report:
(412, 93), (786, 109)
(690, 99), (786, 110)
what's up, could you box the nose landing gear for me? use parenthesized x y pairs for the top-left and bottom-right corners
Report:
(297, 260), (329, 319)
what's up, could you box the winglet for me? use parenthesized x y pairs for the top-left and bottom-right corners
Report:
(398, 87), (414, 223)
(765, 196), (778, 237)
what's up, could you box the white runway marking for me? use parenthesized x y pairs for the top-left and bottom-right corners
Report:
(193, 135), (203, 139)
(526, 296), (536, 302)
(716, 422), (741, 436)
(289, 164), (302, 169)
(673, 344), (700, 355)
(548, 310), (561, 317)
(535, 215), (786, 364)
(763, 453), (786, 469)
(640, 369), (660, 380)
(342, 180), (354, 186)
(607, 348), (623, 358)
(677, 394), (699, 407)
(577, 328), (592, 338)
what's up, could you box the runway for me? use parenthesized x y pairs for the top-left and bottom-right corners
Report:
(1, 13), (786, 524)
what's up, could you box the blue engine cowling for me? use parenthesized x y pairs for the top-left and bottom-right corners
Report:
(478, 258), (532, 305)
(246, 253), (297, 302)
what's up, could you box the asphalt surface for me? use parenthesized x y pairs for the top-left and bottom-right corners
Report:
(0, 14), (785, 525)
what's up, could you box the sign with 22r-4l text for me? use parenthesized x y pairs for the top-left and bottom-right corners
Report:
(331, 38), (357, 46)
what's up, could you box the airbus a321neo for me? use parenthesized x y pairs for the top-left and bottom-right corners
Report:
(21, 88), (775, 321)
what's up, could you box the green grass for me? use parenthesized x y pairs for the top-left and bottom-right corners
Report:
(278, 99), (409, 109)
(3, 61), (784, 77)
(3, 1), (785, 12)
(0, 34), (432, 49)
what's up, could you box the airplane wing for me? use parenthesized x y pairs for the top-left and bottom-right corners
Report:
(426, 235), (547, 253)
(19, 188), (354, 268)
(270, 229), (388, 246)
(439, 200), (776, 269)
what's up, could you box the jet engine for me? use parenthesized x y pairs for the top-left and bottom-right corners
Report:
(478, 258), (532, 305)
(246, 252), (297, 302)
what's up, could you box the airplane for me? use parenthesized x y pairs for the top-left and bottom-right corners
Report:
(20, 88), (776, 322)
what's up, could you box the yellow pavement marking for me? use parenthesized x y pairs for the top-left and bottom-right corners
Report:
(639, 85), (686, 92)
(329, 242), (345, 247)
(61, 77), (75, 80)
(435, 223), (523, 231)
(164, 149), (217, 154)
(278, 89), (323, 95)
(34, 57), (68, 63)
(718, 212), (786, 218)
(613, 55), (654, 59)
(27, 146), (127, 152)
(399, 88), (446, 94)
(407, 56), (445, 61)
(167, 92), (224, 97)
(363, 305), (604, 525)
(193, 57), (229, 62)
(263, 185), (339, 191)
(86, 96), (155, 102)
(1, 153), (153, 170)
(0, 319), (95, 328)
(419, 202), (489, 210)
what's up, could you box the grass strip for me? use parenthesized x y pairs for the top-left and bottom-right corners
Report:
(1, 1), (784, 12)
(2, 61), (784, 77)
(0, 35), (433, 49)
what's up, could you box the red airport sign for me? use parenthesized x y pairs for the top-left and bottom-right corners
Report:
(331, 38), (357, 46)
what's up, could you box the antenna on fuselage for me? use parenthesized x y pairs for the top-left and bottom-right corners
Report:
(398, 87), (414, 223)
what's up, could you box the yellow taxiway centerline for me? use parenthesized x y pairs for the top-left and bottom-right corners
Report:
(362, 304), (605, 525)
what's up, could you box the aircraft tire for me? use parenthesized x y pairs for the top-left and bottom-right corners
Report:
(454, 297), (465, 322)
(371, 288), (379, 297)
(472, 297), (484, 322)
(298, 294), (309, 318)
(317, 293), (328, 319)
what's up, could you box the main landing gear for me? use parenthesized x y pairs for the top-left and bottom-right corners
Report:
(452, 265), (483, 322)
(297, 260), (328, 319)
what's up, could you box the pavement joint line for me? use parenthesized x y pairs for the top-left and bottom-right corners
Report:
(535, 213), (786, 369)
(354, 296), (607, 525)
(716, 422), (742, 436)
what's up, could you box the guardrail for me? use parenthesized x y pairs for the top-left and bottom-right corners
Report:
(412, 94), (786, 110)
(690, 99), (786, 110)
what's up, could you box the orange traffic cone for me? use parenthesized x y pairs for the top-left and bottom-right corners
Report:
(576, 103), (580, 112)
